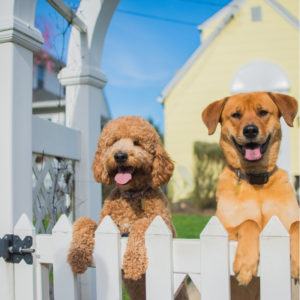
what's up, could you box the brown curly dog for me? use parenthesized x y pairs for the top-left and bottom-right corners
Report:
(68, 116), (188, 300)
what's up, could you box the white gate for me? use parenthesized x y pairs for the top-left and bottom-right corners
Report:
(10, 214), (297, 300)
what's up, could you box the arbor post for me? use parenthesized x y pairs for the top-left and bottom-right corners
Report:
(0, 1), (43, 299)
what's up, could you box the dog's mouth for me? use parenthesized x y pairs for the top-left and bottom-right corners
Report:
(232, 135), (271, 162)
(114, 166), (134, 185)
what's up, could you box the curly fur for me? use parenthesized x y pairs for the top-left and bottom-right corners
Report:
(68, 116), (188, 300)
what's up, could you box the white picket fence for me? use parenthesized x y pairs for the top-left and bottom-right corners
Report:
(11, 214), (297, 300)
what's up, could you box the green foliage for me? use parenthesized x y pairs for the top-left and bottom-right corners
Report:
(192, 141), (225, 209)
(172, 214), (211, 238)
(123, 285), (130, 300)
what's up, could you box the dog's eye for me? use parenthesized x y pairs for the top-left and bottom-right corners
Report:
(258, 110), (268, 117)
(133, 140), (139, 146)
(231, 112), (242, 119)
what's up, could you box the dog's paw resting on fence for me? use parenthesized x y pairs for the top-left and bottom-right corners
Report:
(68, 217), (97, 274)
(233, 220), (260, 286)
(68, 116), (188, 300)
(122, 218), (149, 280)
(290, 220), (300, 280)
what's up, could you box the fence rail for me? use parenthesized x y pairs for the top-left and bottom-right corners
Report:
(32, 116), (81, 160)
(12, 214), (297, 300)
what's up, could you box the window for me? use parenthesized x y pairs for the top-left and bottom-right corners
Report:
(251, 6), (262, 22)
(231, 60), (290, 94)
(37, 65), (45, 89)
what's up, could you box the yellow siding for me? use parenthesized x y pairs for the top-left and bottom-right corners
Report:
(165, 0), (300, 201)
(277, 0), (299, 18)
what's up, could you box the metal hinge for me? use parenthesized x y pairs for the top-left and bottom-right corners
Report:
(0, 234), (35, 265)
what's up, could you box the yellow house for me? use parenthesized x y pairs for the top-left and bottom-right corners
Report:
(160, 0), (300, 202)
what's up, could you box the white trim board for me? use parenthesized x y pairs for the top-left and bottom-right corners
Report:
(32, 116), (81, 160)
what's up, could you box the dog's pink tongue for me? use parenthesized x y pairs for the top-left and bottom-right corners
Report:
(114, 173), (132, 185)
(245, 147), (262, 161)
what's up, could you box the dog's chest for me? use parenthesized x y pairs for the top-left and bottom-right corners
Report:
(109, 199), (145, 233)
(217, 178), (298, 231)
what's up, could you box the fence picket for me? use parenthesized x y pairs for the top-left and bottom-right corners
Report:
(52, 215), (77, 300)
(146, 216), (173, 300)
(200, 216), (230, 300)
(174, 273), (186, 296)
(260, 216), (291, 300)
(94, 216), (122, 300)
(14, 214), (36, 300)
(189, 273), (201, 293)
(36, 263), (50, 300)
(9, 213), (294, 300)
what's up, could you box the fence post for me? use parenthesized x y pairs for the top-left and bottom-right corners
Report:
(200, 216), (230, 300)
(13, 214), (36, 300)
(260, 216), (291, 300)
(146, 216), (173, 300)
(94, 216), (122, 300)
(52, 215), (77, 300)
(0, 1), (43, 299)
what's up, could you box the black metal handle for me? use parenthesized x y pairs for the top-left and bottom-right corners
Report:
(0, 235), (35, 265)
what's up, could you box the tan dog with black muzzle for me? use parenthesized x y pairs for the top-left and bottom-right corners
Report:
(202, 92), (299, 286)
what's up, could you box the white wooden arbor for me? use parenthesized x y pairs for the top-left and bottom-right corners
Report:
(0, 0), (118, 299)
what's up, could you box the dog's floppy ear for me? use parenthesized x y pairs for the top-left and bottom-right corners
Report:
(268, 93), (298, 127)
(151, 143), (174, 188)
(202, 98), (227, 135)
(93, 138), (111, 185)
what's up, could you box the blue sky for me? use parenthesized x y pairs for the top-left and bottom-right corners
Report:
(36, 0), (230, 132)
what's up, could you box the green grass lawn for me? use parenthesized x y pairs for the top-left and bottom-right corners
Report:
(123, 214), (211, 299)
(172, 214), (212, 238)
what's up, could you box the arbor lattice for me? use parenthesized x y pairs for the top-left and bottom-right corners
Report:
(32, 154), (74, 233)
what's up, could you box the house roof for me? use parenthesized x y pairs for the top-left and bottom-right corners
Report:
(158, 0), (299, 104)
(266, 0), (300, 29)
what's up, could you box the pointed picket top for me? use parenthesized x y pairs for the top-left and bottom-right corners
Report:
(146, 216), (172, 236)
(189, 273), (201, 293)
(200, 216), (227, 237)
(174, 273), (187, 295)
(96, 216), (120, 234)
(52, 214), (72, 233)
(261, 216), (288, 237)
(14, 213), (34, 231)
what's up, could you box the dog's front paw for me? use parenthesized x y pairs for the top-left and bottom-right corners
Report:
(291, 257), (299, 281)
(122, 249), (147, 280)
(291, 244), (299, 280)
(290, 221), (300, 281)
(68, 246), (92, 274)
(234, 252), (258, 286)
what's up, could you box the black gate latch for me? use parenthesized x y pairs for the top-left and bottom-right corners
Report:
(0, 234), (35, 265)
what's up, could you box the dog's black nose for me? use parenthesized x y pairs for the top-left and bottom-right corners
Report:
(114, 151), (128, 163)
(243, 124), (259, 139)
